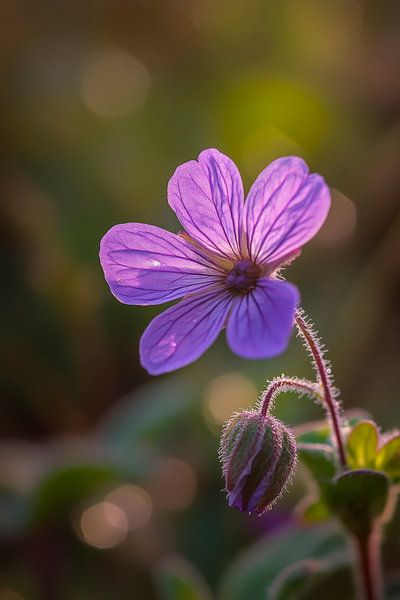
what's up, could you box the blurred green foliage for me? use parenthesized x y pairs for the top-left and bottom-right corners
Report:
(219, 522), (352, 599)
(1, 0), (400, 598)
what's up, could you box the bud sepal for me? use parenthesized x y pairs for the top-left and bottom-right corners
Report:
(219, 410), (297, 515)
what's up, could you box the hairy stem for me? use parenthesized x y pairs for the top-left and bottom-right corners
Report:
(260, 376), (322, 417)
(295, 308), (347, 468)
(354, 530), (383, 600)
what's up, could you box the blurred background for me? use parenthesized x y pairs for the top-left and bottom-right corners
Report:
(1, 1), (400, 598)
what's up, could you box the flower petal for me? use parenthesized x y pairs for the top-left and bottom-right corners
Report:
(100, 223), (223, 305)
(226, 279), (300, 359)
(244, 157), (330, 265)
(140, 289), (233, 374)
(168, 148), (244, 259)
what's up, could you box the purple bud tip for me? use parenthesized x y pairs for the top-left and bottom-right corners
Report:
(219, 410), (297, 515)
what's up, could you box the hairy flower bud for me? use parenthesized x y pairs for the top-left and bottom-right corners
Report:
(219, 410), (297, 515)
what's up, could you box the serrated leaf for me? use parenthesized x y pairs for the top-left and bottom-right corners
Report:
(346, 421), (378, 469)
(154, 556), (211, 600)
(375, 435), (400, 481)
(326, 469), (389, 537)
(218, 522), (350, 600)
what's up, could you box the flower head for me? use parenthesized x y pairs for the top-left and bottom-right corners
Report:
(99, 149), (330, 374)
(219, 410), (297, 514)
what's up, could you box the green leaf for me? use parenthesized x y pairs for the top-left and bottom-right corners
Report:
(98, 377), (197, 450)
(296, 425), (331, 446)
(30, 464), (121, 525)
(269, 560), (320, 599)
(297, 496), (331, 524)
(268, 554), (351, 600)
(218, 523), (350, 600)
(295, 563), (354, 600)
(295, 411), (370, 447)
(326, 469), (389, 537)
(154, 556), (212, 600)
(298, 443), (337, 486)
(346, 421), (378, 469)
(375, 435), (400, 482)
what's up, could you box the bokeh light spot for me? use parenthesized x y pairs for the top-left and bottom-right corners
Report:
(105, 485), (152, 531)
(242, 124), (306, 177)
(149, 457), (197, 511)
(316, 188), (357, 245)
(204, 373), (257, 426)
(81, 49), (150, 118)
(79, 502), (128, 549)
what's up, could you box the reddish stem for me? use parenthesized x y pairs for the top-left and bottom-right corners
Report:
(260, 376), (321, 417)
(355, 531), (383, 600)
(295, 311), (347, 468)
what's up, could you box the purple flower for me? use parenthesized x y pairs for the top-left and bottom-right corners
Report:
(99, 149), (330, 375)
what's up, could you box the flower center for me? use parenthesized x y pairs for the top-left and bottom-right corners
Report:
(225, 260), (261, 293)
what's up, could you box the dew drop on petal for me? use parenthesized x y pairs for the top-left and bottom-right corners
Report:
(150, 334), (178, 363)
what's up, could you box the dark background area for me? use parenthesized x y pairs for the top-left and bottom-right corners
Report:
(1, 1), (400, 598)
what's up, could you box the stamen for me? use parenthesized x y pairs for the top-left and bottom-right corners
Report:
(225, 260), (261, 293)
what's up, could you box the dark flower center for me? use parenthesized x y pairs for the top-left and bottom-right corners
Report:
(226, 260), (261, 293)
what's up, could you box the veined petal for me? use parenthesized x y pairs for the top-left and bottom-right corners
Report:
(244, 157), (330, 265)
(226, 279), (300, 359)
(140, 289), (233, 374)
(168, 148), (244, 260)
(99, 223), (222, 305)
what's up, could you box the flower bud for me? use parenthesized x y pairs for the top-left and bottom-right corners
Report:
(219, 410), (297, 515)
